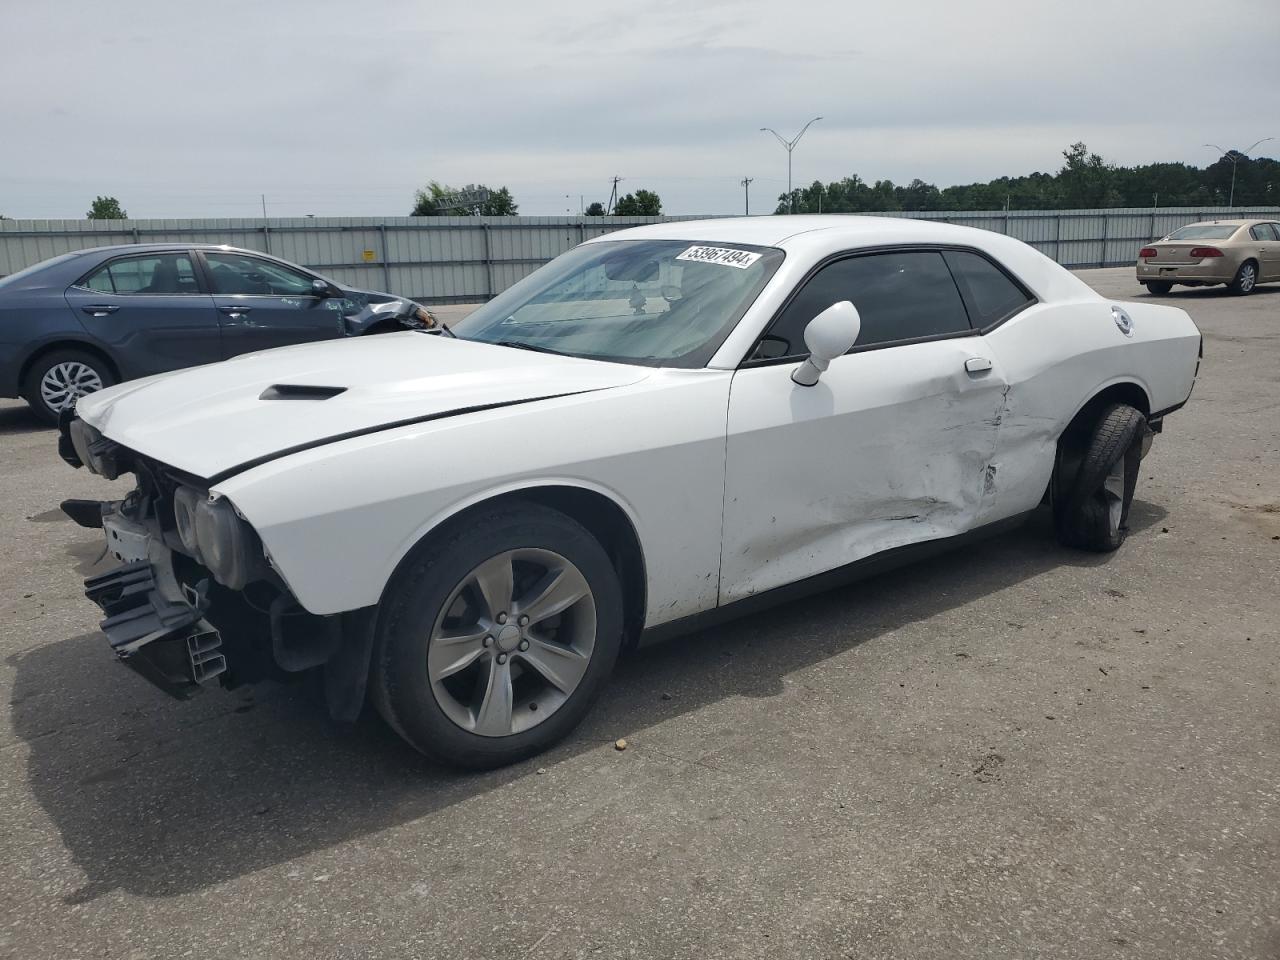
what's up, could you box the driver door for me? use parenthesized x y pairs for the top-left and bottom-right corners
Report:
(720, 250), (1008, 604)
(198, 251), (347, 357)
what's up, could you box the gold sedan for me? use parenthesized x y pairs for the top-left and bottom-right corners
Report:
(1136, 218), (1280, 295)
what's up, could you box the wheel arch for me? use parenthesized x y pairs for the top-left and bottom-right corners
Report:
(380, 482), (649, 648)
(18, 338), (121, 392)
(1047, 380), (1151, 508)
(1059, 379), (1151, 449)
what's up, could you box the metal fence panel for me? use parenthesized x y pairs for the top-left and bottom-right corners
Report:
(3, 208), (1276, 301)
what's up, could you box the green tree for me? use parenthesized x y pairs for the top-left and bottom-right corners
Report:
(584, 201), (606, 216)
(613, 189), (662, 216)
(87, 196), (127, 219)
(411, 181), (518, 216)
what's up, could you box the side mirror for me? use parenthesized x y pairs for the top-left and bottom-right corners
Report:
(311, 278), (342, 298)
(791, 301), (861, 386)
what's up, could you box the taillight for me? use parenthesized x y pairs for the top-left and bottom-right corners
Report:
(1138, 247), (1157, 259)
(1189, 247), (1223, 258)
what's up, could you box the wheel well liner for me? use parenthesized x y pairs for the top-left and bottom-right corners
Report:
(387, 486), (649, 648)
(1059, 381), (1150, 454)
(19, 340), (120, 391)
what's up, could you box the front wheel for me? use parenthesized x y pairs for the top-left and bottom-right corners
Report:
(1053, 404), (1146, 552)
(21, 348), (115, 424)
(1227, 260), (1258, 296)
(372, 503), (624, 769)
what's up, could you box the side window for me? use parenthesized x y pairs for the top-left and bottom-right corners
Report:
(1250, 223), (1280, 241)
(81, 254), (199, 295)
(755, 250), (971, 359)
(205, 253), (314, 296)
(942, 250), (1034, 327)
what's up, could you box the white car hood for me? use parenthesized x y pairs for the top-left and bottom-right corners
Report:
(76, 332), (650, 479)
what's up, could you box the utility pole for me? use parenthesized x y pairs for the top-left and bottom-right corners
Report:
(606, 176), (622, 215)
(261, 194), (267, 218)
(760, 116), (822, 213)
(740, 177), (753, 215)
(1204, 138), (1274, 208)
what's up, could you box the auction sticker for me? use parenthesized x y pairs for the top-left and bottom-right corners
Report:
(675, 245), (762, 269)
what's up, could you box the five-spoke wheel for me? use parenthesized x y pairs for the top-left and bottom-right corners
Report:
(373, 502), (623, 768)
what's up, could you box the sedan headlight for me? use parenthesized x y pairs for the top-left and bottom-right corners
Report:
(173, 486), (262, 590)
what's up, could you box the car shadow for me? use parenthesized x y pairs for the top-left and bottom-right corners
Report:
(10, 502), (1167, 901)
(0, 402), (50, 436)
(1144, 283), (1280, 299)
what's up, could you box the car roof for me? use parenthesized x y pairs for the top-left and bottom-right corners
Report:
(590, 214), (1100, 305)
(61, 242), (271, 258)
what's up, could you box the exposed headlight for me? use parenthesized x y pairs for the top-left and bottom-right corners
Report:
(173, 487), (262, 590)
(68, 419), (129, 480)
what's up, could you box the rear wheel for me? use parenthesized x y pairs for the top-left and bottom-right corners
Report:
(372, 502), (624, 769)
(1053, 403), (1146, 552)
(21, 348), (115, 424)
(1228, 260), (1258, 295)
(1144, 280), (1173, 295)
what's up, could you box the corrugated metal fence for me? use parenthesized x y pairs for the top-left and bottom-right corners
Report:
(3, 207), (1276, 302)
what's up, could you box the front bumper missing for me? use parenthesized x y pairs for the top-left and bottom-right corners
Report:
(85, 559), (227, 698)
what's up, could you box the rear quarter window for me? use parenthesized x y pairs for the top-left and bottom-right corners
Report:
(942, 250), (1034, 327)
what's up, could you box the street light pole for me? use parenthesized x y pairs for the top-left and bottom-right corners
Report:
(760, 116), (823, 213)
(1204, 138), (1274, 208)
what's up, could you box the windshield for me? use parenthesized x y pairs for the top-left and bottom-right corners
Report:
(451, 239), (784, 367)
(0, 252), (81, 289)
(1165, 224), (1241, 241)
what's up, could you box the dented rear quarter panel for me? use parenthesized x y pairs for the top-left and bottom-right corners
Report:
(981, 297), (1202, 524)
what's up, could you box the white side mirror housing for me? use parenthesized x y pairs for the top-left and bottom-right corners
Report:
(791, 300), (861, 386)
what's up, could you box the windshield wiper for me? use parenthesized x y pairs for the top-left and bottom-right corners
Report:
(494, 339), (566, 356)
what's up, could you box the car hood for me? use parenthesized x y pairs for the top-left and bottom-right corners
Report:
(76, 332), (651, 479)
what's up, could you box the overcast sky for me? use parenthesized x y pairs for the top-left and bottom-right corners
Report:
(2, 0), (1277, 219)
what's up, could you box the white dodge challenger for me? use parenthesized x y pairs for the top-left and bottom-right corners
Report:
(58, 217), (1202, 768)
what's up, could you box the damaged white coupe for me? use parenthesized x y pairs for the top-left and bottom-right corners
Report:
(58, 217), (1202, 768)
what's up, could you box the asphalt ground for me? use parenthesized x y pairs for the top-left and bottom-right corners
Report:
(1, 268), (1277, 959)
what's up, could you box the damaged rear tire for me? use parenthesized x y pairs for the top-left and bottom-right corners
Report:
(1053, 403), (1146, 552)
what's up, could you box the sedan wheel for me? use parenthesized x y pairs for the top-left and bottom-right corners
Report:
(22, 349), (116, 424)
(373, 502), (624, 768)
(1229, 261), (1258, 295)
(41, 361), (103, 411)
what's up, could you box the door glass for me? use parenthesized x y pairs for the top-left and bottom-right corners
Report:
(81, 254), (199, 295)
(205, 253), (314, 296)
(942, 250), (1033, 326)
(755, 250), (971, 359)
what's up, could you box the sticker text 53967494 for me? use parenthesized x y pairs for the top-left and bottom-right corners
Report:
(675, 246), (763, 269)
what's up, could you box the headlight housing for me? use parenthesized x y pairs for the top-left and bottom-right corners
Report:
(173, 487), (262, 590)
(67, 419), (129, 480)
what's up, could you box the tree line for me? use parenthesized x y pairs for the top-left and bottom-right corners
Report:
(44, 144), (1277, 222)
(774, 142), (1280, 214)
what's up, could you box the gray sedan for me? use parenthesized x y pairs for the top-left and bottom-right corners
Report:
(0, 244), (407, 422)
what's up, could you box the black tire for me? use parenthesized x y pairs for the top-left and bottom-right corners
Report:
(372, 502), (624, 769)
(1053, 403), (1146, 552)
(21, 348), (115, 425)
(1227, 260), (1258, 296)
(1144, 280), (1173, 296)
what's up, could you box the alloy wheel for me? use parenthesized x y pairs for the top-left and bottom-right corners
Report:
(1102, 455), (1126, 536)
(427, 548), (596, 737)
(40, 361), (104, 412)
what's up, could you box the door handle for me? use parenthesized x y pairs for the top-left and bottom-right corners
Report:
(81, 305), (119, 317)
(219, 305), (252, 318)
(964, 357), (993, 374)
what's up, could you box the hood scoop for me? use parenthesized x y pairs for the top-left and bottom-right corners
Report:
(259, 384), (348, 401)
